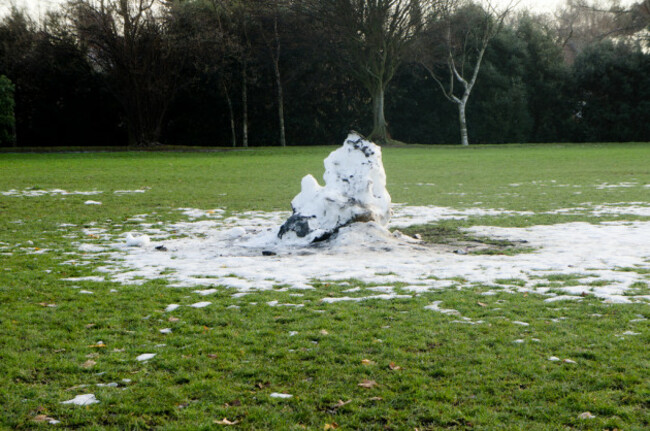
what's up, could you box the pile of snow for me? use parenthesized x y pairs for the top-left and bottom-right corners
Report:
(126, 233), (150, 247)
(278, 132), (391, 243)
(61, 394), (99, 406)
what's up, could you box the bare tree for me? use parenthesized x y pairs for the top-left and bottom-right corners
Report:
(554, 0), (649, 58)
(225, 1), (254, 148)
(417, 0), (513, 146)
(171, 0), (239, 146)
(253, 0), (288, 147)
(301, 0), (434, 144)
(68, 0), (186, 146)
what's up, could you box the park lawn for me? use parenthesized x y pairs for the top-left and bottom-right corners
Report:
(0, 143), (649, 430)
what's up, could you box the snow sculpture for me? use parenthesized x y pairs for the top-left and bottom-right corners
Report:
(278, 132), (391, 243)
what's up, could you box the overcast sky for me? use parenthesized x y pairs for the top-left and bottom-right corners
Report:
(0, 0), (635, 20)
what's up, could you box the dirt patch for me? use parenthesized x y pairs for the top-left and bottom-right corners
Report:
(399, 225), (535, 256)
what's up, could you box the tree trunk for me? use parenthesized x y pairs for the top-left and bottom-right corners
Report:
(223, 80), (236, 147)
(458, 101), (469, 146)
(272, 16), (286, 147)
(242, 60), (248, 148)
(369, 87), (388, 144)
(274, 61), (286, 147)
(11, 114), (17, 147)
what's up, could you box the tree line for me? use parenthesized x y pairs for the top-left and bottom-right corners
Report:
(0, 0), (648, 147)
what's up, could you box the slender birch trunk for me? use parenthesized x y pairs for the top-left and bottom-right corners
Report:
(223, 80), (236, 147)
(274, 63), (286, 147)
(272, 16), (286, 147)
(458, 100), (469, 146)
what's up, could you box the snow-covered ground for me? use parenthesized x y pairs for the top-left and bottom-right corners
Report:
(64, 203), (650, 305)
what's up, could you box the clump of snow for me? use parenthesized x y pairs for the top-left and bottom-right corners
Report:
(278, 132), (391, 243)
(126, 233), (150, 247)
(84, 200), (102, 205)
(61, 394), (99, 406)
(136, 353), (156, 361)
(269, 393), (293, 399)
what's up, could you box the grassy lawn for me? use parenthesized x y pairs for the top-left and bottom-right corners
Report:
(1, 143), (649, 430)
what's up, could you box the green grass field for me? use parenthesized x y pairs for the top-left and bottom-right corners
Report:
(1, 144), (649, 430)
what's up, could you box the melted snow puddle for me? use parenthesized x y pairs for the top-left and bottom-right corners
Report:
(68, 205), (650, 304)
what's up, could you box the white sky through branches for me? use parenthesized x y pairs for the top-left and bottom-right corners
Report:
(1, 0), (635, 20)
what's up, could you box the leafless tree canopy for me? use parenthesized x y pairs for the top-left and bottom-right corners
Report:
(68, 0), (186, 145)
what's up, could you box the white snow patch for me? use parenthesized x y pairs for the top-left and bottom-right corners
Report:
(69, 202), (650, 304)
(367, 285), (395, 293)
(269, 393), (293, 399)
(321, 294), (411, 303)
(424, 301), (461, 315)
(2, 189), (102, 197)
(178, 208), (225, 220)
(544, 295), (583, 303)
(84, 200), (102, 205)
(595, 182), (638, 189)
(190, 301), (211, 308)
(136, 353), (156, 361)
(126, 233), (150, 247)
(267, 300), (304, 307)
(194, 289), (218, 296)
(390, 204), (534, 227)
(622, 331), (640, 336)
(512, 321), (530, 326)
(159, 328), (172, 334)
(165, 304), (180, 312)
(78, 243), (108, 253)
(342, 287), (362, 293)
(62, 276), (105, 282)
(61, 394), (99, 406)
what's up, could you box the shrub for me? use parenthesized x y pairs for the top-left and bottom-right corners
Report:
(0, 75), (16, 146)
